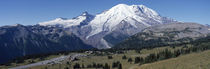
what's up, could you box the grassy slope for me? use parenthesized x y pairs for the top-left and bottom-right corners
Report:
(4, 45), (209, 69)
(131, 50), (210, 69)
(28, 46), (182, 69)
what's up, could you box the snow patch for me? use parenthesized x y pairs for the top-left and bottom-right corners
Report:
(100, 38), (111, 48)
(38, 12), (93, 28)
(39, 16), (87, 28)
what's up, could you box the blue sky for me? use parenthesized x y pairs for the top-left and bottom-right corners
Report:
(0, 0), (209, 26)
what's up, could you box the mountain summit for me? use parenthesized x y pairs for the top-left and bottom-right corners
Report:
(39, 4), (177, 49)
(87, 4), (163, 38)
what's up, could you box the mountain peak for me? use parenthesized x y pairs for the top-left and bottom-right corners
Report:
(8, 24), (24, 27)
(113, 4), (146, 9)
(113, 4), (129, 8)
(86, 4), (162, 38)
(108, 4), (159, 18)
(81, 11), (89, 16)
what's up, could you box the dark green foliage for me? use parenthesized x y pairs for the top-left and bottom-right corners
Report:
(112, 61), (120, 68)
(108, 56), (113, 59)
(103, 63), (110, 69)
(66, 61), (70, 65)
(96, 64), (103, 68)
(118, 63), (122, 69)
(92, 62), (97, 68)
(173, 49), (181, 57)
(145, 53), (157, 63)
(122, 55), (127, 59)
(86, 63), (105, 68)
(136, 36), (210, 65)
(81, 64), (85, 68)
(73, 63), (80, 69)
(134, 57), (144, 64)
(134, 57), (140, 64)
(86, 64), (92, 68)
(113, 31), (194, 49)
(64, 67), (69, 69)
(128, 58), (133, 63)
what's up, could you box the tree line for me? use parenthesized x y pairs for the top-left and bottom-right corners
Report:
(131, 40), (210, 65)
(73, 62), (122, 69)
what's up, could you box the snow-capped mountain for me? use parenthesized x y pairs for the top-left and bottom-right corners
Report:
(87, 4), (160, 38)
(39, 4), (177, 49)
(39, 12), (94, 28)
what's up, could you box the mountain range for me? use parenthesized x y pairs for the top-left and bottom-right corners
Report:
(114, 23), (210, 49)
(0, 4), (209, 64)
(0, 24), (93, 64)
(39, 4), (177, 49)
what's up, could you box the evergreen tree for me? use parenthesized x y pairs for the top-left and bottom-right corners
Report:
(108, 56), (113, 59)
(73, 63), (80, 69)
(112, 62), (118, 68)
(134, 57), (140, 63)
(87, 64), (92, 68)
(112, 61), (120, 68)
(96, 63), (103, 68)
(139, 57), (144, 64)
(122, 55), (127, 59)
(92, 62), (96, 68)
(174, 50), (181, 57)
(118, 63), (122, 69)
(128, 58), (133, 64)
(81, 64), (85, 68)
(66, 61), (70, 65)
(103, 63), (110, 69)
(64, 67), (69, 69)
(164, 49), (173, 59)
